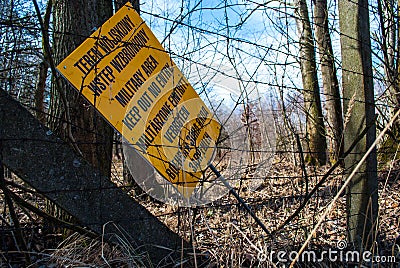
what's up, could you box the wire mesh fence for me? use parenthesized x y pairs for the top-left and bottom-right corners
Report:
(1, 0), (400, 267)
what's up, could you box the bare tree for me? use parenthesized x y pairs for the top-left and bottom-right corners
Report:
(294, 0), (327, 165)
(375, 0), (400, 157)
(339, 0), (378, 250)
(377, 0), (399, 109)
(313, 0), (344, 164)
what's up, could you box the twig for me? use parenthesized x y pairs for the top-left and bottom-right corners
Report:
(5, 188), (97, 238)
(209, 164), (271, 236)
(189, 209), (198, 268)
(295, 133), (308, 193)
(0, 140), (30, 263)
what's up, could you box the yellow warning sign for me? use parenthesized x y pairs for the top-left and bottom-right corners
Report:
(57, 3), (221, 195)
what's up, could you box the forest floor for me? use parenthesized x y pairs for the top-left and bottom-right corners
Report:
(0, 154), (399, 267)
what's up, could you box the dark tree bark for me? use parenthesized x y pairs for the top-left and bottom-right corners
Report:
(313, 0), (344, 164)
(114, 0), (140, 11)
(338, 0), (378, 251)
(35, 61), (48, 124)
(294, 0), (327, 166)
(49, 0), (114, 177)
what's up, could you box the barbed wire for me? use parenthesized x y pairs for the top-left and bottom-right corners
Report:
(1, 0), (399, 266)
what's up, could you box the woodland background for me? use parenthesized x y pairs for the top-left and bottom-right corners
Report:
(0, 0), (400, 267)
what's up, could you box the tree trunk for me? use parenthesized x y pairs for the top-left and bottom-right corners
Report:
(313, 0), (344, 164)
(114, 0), (140, 11)
(50, 0), (113, 177)
(34, 0), (52, 125)
(379, 0), (399, 109)
(294, 0), (327, 166)
(35, 61), (48, 124)
(377, 0), (400, 159)
(338, 0), (378, 251)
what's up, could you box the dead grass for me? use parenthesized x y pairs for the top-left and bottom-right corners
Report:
(47, 232), (149, 267)
(1, 154), (399, 267)
(134, 155), (399, 267)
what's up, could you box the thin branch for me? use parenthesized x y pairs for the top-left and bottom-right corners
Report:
(32, 0), (83, 156)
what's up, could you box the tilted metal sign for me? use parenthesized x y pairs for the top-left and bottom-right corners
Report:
(57, 3), (221, 196)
